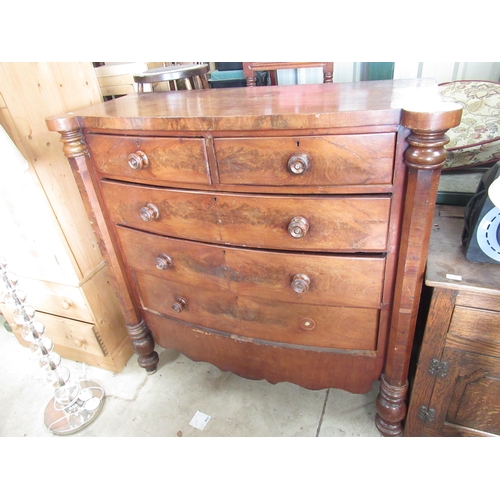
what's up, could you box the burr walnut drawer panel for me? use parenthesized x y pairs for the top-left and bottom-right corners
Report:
(134, 271), (379, 350)
(116, 226), (385, 309)
(214, 134), (395, 186)
(85, 134), (210, 185)
(101, 181), (391, 251)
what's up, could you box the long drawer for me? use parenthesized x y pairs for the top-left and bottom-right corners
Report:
(214, 134), (396, 187)
(86, 134), (211, 186)
(117, 226), (385, 309)
(102, 181), (391, 252)
(135, 271), (379, 351)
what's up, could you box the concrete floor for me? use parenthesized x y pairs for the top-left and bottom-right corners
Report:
(0, 315), (382, 438)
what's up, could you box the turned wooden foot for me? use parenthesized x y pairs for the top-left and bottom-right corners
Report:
(127, 319), (159, 373)
(375, 375), (408, 437)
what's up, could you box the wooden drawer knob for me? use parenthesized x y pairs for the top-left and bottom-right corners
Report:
(61, 299), (73, 310)
(287, 153), (309, 175)
(73, 338), (86, 348)
(140, 203), (159, 222)
(172, 297), (187, 313)
(288, 216), (309, 238)
(291, 273), (310, 293)
(128, 151), (148, 170)
(155, 254), (172, 271)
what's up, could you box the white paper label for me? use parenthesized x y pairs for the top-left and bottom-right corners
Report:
(189, 411), (211, 430)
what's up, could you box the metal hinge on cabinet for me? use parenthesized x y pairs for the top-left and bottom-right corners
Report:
(429, 358), (449, 378)
(418, 406), (436, 423)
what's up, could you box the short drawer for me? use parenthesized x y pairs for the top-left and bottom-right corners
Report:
(36, 311), (105, 356)
(214, 134), (395, 187)
(14, 276), (94, 323)
(135, 271), (379, 350)
(102, 181), (390, 252)
(86, 134), (210, 186)
(118, 226), (385, 309)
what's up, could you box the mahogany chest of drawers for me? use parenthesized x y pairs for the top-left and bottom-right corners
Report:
(47, 80), (461, 436)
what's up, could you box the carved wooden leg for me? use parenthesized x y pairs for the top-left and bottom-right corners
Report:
(127, 319), (159, 373)
(375, 375), (408, 436)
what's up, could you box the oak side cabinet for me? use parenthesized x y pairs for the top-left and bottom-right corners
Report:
(405, 205), (500, 437)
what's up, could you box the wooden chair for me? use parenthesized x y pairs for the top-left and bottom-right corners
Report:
(243, 62), (334, 86)
(134, 63), (210, 92)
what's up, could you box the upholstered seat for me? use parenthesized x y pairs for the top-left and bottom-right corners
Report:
(439, 80), (500, 170)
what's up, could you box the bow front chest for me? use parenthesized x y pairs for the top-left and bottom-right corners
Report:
(47, 80), (462, 436)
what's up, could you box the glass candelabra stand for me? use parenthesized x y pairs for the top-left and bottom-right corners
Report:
(0, 256), (105, 435)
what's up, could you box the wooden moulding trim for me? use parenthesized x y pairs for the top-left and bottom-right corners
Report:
(46, 113), (81, 134)
(401, 103), (463, 133)
(401, 104), (463, 173)
(46, 116), (88, 159)
(58, 114), (403, 134)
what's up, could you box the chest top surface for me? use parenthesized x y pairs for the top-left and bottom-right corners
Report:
(47, 79), (443, 133)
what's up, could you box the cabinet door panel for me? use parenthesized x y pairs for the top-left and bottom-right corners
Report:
(447, 306), (500, 358)
(428, 348), (500, 436)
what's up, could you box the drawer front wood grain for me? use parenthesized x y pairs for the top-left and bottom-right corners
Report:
(117, 226), (385, 309)
(135, 272), (379, 350)
(14, 276), (94, 323)
(36, 311), (104, 356)
(215, 134), (395, 186)
(102, 181), (390, 251)
(86, 134), (210, 185)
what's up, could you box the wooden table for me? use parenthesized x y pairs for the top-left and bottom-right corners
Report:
(405, 205), (500, 436)
(46, 80), (462, 436)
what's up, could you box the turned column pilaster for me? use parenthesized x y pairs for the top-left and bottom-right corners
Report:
(375, 102), (462, 436)
(46, 117), (159, 373)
